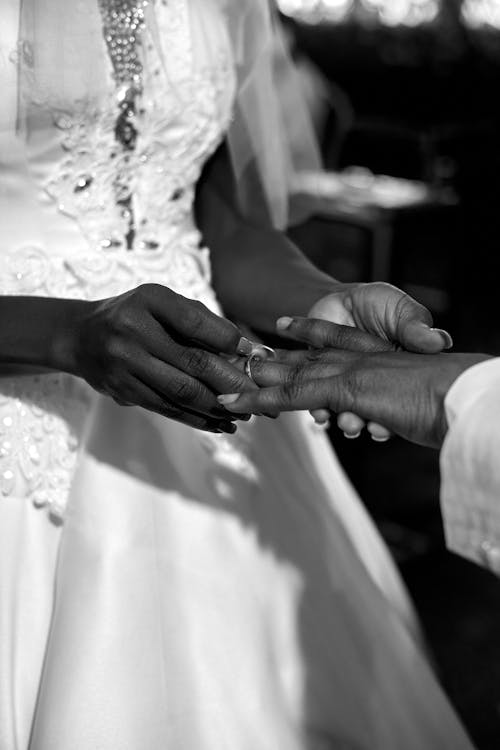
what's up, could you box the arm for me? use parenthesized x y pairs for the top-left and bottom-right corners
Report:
(219, 316), (500, 572)
(0, 295), (84, 374)
(195, 145), (335, 334)
(196, 144), (453, 355)
(0, 287), (255, 432)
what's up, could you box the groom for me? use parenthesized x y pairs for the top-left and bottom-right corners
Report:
(219, 317), (500, 575)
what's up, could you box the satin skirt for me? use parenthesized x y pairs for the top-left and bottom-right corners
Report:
(0, 393), (474, 750)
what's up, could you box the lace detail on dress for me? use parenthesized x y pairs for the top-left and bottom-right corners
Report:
(40, 0), (234, 302)
(0, 373), (92, 519)
(0, 241), (216, 304)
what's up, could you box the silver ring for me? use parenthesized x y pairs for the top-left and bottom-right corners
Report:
(245, 354), (257, 381)
(245, 345), (276, 382)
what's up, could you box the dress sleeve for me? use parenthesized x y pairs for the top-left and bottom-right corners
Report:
(440, 358), (500, 574)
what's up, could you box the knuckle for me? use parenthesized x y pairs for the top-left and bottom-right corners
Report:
(115, 307), (138, 335)
(281, 379), (303, 405)
(103, 333), (126, 361)
(134, 282), (161, 300)
(328, 325), (348, 348)
(183, 301), (206, 336)
(172, 377), (199, 404)
(182, 348), (209, 375)
(289, 364), (307, 385)
(342, 370), (359, 411)
(305, 349), (325, 363)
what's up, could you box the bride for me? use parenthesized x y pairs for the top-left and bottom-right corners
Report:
(0, 1), (473, 748)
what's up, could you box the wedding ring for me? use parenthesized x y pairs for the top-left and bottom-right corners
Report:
(245, 354), (257, 381)
(244, 344), (276, 382)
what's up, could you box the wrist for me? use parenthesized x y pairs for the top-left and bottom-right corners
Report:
(49, 299), (94, 375)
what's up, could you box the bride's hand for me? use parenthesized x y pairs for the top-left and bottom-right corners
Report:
(64, 283), (255, 432)
(303, 283), (453, 438)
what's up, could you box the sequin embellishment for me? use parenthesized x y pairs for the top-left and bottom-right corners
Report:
(98, 0), (149, 246)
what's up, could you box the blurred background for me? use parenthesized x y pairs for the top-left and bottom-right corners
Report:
(278, 1), (500, 747)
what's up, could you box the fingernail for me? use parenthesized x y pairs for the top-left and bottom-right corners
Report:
(217, 393), (241, 405)
(236, 337), (253, 356)
(276, 317), (293, 332)
(430, 328), (454, 349)
(312, 420), (330, 431)
(344, 431), (362, 440)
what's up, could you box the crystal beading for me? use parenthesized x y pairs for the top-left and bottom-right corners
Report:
(98, 0), (148, 91)
(98, 0), (149, 247)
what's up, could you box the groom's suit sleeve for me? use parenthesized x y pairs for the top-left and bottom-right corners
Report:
(440, 358), (500, 574)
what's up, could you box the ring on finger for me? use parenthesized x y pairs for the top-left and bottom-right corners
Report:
(245, 344), (276, 383)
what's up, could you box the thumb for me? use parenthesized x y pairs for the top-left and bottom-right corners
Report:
(393, 295), (453, 353)
(277, 316), (395, 353)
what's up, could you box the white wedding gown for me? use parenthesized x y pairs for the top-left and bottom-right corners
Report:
(0, 2), (474, 749)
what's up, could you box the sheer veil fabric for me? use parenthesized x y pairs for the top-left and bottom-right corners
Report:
(16, 0), (321, 229)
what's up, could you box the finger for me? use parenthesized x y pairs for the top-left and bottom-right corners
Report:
(165, 342), (258, 396)
(135, 320), (254, 417)
(248, 359), (344, 388)
(149, 289), (246, 355)
(133, 355), (241, 421)
(368, 422), (392, 442)
(337, 412), (365, 438)
(311, 408), (330, 425)
(391, 293), (453, 353)
(129, 377), (237, 433)
(276, 317), (395, 353)
(270, 348), (359, 366)
(218, 377), (351, 415)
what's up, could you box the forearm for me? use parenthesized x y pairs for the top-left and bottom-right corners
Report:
(0, 296), (88, 374)
(211, 224), (337, 332)
(196, 147), (338, 332)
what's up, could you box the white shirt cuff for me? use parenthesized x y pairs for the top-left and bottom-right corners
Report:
(441, 358), (500, 573)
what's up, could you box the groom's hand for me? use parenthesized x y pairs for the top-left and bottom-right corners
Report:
(307, 282), (453, 353)
(300, 285), (452, 437)
(219, 349), (489, 449)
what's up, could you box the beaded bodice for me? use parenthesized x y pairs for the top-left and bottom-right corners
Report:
(2, 0), (235, 303)
(0, 0), (238, 515)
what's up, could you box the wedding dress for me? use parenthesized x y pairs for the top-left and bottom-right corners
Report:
(0, 2), (474, 749)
